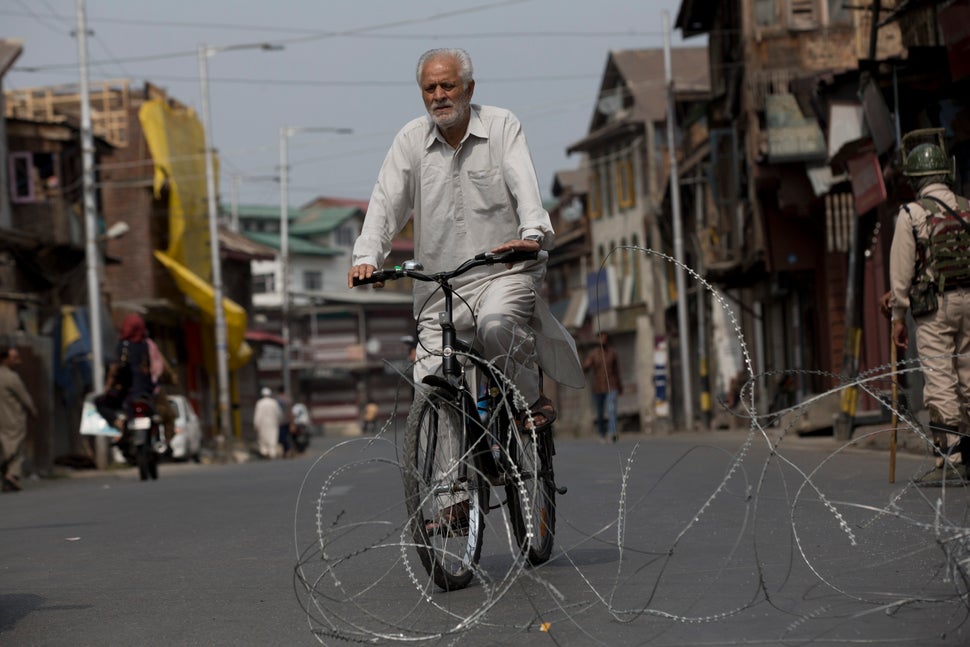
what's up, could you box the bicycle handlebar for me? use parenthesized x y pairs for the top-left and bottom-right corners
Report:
(352, 249), (539, 287)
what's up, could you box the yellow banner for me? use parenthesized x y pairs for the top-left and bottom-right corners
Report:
(137, 99), (215, 279)
(153, 251), (251, 369)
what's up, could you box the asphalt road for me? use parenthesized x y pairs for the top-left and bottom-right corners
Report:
(2, 428), (968, 646)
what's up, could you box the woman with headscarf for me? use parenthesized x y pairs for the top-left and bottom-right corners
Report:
(105, 313), (155, 427)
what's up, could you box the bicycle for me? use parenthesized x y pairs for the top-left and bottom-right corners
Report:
(353, 249), (564, 591)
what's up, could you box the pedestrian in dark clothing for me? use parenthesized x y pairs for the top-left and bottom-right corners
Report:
(582, 331), (623, 442)
(276, 387), (294, 458)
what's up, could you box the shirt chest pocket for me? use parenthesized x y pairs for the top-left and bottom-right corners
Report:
(466, 169), (510, 215)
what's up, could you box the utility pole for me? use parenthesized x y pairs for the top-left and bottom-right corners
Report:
(76, 0), (107, 469)
(694, 170), (711, 428)
(279, 126), (352, 400)
(197, 41), (283, 456)
(663, 10), (695, 429)
(230, 175), (240, 232)
(198, 44), (234, 455)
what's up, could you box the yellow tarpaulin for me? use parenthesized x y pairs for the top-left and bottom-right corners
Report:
(138, 98), (213, 279)
(154, 250), (252, 370)
(139, 97), (251, 371)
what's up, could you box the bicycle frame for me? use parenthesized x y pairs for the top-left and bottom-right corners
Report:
(355, 249), (557, 589)
(353, 249), (538, 482)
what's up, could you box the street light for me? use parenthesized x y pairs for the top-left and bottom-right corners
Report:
(279, 126), (352, 398)
(198, 41), (282, 454)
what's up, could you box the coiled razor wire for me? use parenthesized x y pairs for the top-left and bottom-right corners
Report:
(292, 245), (970, 645)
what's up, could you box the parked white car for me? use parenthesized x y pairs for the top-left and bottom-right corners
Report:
(167, 394), (202, 462)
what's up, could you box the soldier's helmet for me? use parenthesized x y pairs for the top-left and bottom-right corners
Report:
(903, 142), (951, 177)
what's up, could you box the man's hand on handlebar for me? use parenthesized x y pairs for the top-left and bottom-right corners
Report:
(348, 263), (383, 288)
(490, 238), (540, 269)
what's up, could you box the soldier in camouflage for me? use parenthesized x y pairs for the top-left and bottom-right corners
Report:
(889, 130), (970, 483)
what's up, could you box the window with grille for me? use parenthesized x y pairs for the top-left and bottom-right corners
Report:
(336, 226), (354, 246)
(589, 169), (603, 220)
(253, 273), (275, 293)
(789, 0), (818, 29)
(603, 160), (615, 217)
(303, 270), (322, 291)
(755, 0), (778, 26)
(755, 1), (848, 29)
(617, 156), (636, 209)
(826, 0), (850, 24)
(8, 151), (59, 203)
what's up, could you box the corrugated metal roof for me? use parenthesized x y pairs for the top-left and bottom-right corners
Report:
(230, 204), (302, 221)
(605, 47), (709, 127)
(290, 206), (362, 236)
(219, 227), (276, 261)
(553, 167), (589, 196)
(302, 196), (370, 211)
(570, 46), (709, 153)
(242, 231), (342, 257)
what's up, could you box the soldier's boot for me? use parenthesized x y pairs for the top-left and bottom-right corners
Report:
(958, 425), (970, 481)
(915, 423), (964, 484)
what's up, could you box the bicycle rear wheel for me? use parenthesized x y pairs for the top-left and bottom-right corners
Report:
(402, 388), (485, 591)
(505, 424), (556, 565)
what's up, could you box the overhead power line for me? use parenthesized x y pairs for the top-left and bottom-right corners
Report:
(12, 0), (532, 71)
(3, 8), (660, 40)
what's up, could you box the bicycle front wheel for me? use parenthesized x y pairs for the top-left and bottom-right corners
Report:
(505, 425), (556, 565)
(402, 388), (485, 591)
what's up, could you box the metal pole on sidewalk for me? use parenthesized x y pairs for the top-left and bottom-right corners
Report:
(279, 129), (291, 400)
(278, 126), (352, 401)
(76, 0), (107, 469)
(889, 334), (898, 483)
(198, 45), (233, 457)
(196, 41), (282, 457)
(663, 10), (695, 429)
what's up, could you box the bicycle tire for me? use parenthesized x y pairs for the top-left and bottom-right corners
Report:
(505, 424), (556, 565)
(402, 388), (485, 591)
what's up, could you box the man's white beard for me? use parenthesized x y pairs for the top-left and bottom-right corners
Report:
(431, 93), (470, 129)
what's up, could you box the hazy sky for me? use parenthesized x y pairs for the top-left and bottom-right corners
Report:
(5, 0), (702, 207)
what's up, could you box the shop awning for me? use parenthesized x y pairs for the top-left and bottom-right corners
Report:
(245, 329), (285, 346)
(153, 250), (252, 368)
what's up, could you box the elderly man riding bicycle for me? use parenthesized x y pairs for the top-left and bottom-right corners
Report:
(348, 47), (583, 421)
(348, 47), (583, 530)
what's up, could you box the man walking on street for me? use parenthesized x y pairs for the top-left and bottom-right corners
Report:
(254, 387), (282, 459)
(888, 129), (970, 483)
(0, 346), (37, 492)
(583, 332), (623, 443)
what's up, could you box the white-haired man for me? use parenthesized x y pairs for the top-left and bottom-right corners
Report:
(348, 48), (583, 530)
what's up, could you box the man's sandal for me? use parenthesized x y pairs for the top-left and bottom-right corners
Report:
(425, 500), (470, 537)
(517, 394), (557, 432)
